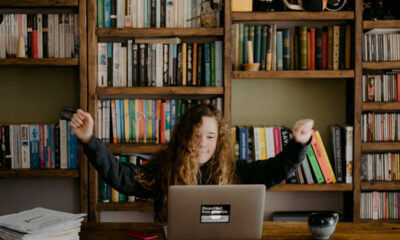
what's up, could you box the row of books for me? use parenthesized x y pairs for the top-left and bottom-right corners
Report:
(96, 98), (223, 144)
(360, 191), (400, 220)
(98, 39), (223, 87)
(96, 0), (219, 29)
(231, 126), (353, 184)
(98, 154), (153, 203)
(362, 71), (400, 102)
(0, 121), (78, 170)
(363, 29), (400, 62)
(361, 113), (400, 142)
(361, 153), (400, 181)
(232, 24), (351, 71)
(0, 13), (79, 59)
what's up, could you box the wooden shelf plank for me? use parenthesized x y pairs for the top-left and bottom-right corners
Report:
(96, 87), (224, 97)
(0, 0), (78, 7)
(97, 202), (154, 211)
(232, 70), (354, 79)
(232, 11), (354, 21)
(362, 142), (400, 152)
(106, 144), (165, 154)
(0, 169), (79, 178)
(0, 58), (79, 66)
(363, 20), (400, 29)
(96, 28), (224, 37)
(268, 183), (353, 192)
(362, 102), (400, 111)
(362, 62), (400, 70)
(361, 182), (400, 191)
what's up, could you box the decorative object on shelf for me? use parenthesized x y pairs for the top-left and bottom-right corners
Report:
(242, 40), (260, 71)
(232, 0), (253, 12)
(308, 211), (339, 240)
(17, 35), (26, 58)
(282, 0), (328, 11)
(253, 0), (277, 11)
(325, 0), (347, 11)
(201, 1), (220, 27)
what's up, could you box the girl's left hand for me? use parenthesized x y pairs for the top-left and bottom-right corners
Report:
(292, 119), (314, 145)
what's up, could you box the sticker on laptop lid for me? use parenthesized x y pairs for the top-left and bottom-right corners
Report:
(200, 205), (230, 223)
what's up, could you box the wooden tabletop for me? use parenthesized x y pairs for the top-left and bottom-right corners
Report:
(80, 221), (400, 240)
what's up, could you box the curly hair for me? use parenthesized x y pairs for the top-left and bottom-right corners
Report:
(135, 104), (238, 221)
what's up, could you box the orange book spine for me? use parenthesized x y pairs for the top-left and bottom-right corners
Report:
(311, 130), (332, 183)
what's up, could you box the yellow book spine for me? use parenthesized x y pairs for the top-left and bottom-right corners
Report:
(181, 43), (187, 86)
(259, 127), (267, 160)
(315, 130), (337, 183)
(124, 99), (130, 143)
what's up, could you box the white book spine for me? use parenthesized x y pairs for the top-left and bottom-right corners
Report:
(156, 0), (161, 28)
(15, 125), (21, 168)
(166, 0), (174, 28)
(21, 14), (27, 57)
(47, 14), (54, 58)
(9, 125), (15, 169)
(59, 14), (65, 58)
(112, 42), (121, 87)
(155, 43), (163, 86)
(37, 14), (43, 58)
(98, 42), (108, 87)
(168, 43), (173, 84)
(69, 14), (74, 58)
(64, 14), (70, 58)
(116, 0), (125, 28)
(265, 127), (275, 158)
(177, 0), (183, 28)
(54, 14), (59, 58)
(20, 125), (30, 169)
(125, 0), (132, 28)
(11, 14), (18, 56)
(97, 100), (103, 141)
(74, 14), (79, 58)
(0, 14), (6, 58)
(345, 126), (354, 183)
(120, 44), (127, 87)
(182, 0), (187, 28)
(127, 39), (133, 87)
(5, 15), (10, 57)
(60, 119), (68, 169)
(137, 0), (144, 28)
(131, 0), (137, 28)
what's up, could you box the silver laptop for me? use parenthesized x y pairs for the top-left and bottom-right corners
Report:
(165, 184), (266, 240)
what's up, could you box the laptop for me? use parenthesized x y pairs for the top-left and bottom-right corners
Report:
(165, 184), (266, 240)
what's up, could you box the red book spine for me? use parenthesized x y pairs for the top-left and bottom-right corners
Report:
(309, 28), (315, 70)
(32, 14), (38, 58)
(322, 31), (328, 70)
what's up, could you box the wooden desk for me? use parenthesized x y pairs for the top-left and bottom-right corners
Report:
(80, 221), (400, 240)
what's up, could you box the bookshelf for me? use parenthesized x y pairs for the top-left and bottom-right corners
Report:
(355, 0), (400, 222)
(0, 0), (87, 216)
(87, 0), (231, 221)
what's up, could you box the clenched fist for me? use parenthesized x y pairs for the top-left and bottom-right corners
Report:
(70, 109), (94, 144)
(292, 119), (314, 145)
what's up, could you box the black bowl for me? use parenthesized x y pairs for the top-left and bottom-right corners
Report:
(308, 211), (339, 240)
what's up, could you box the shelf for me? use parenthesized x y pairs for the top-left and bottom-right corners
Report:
(362, 62), (400, 70)
(361, 182), (400, 191)
(232, 11), (354, 21)
(106, 144), (165, 154)
(96, 87), (224, 98)
(363, 20), (400, 29)
(96, 28), (224, 37)
(268, 183), (352, 192)
(0, 0), (78, 7)
(360, 219), (400, 223)
(97, 202), (154, 211)
(0, 58), (79, 66)
(362, 102), (400, 111)
(362, 142), (400, 152)
(232, 70), (354, 79)
(0, 169), (79, 178)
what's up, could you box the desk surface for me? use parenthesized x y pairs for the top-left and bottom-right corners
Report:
(80, 221), (400, 240)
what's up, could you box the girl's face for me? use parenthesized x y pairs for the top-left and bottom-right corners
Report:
(194, 116), (218, 165)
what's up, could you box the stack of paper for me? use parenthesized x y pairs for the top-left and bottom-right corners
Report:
(0, 207), (86, 240)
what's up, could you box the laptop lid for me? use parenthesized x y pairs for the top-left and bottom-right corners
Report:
(167, 184), (266, 240)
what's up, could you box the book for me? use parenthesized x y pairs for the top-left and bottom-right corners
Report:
(306, 146), (325, 183)
(340, 125), (353, 183)
(330, 125), (344, 182)
(310, 130), (332, 183)
(315, 130), (337, 183)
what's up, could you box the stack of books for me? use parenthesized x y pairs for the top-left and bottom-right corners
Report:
(0, 207), (85, 240)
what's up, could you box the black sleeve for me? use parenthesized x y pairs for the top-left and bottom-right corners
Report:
(81, 135), (155, 198)
(235, 139), (309, 189)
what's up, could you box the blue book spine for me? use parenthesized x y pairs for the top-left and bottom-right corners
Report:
(70, 130), (78, 169)
(29, 125), (40, 169)
(239, 127), (249, 161)
(115, 99), (121, 143)
(276, 30), (283, 71)
(43, 124), (48, 169)
(170, 99), (177, 132)
(301, 157), (315, 184)
(254, 25), (261, 63)
(143, 99), (148, 143)
(243, 25), (248, 64)
(120, 99), (125, 143)
(282, 29), (290, 70)
(67, 121), (71, 168)
(204, 43), (210, 86)
(144, 0), (148, 28)
(104, 0), (111, 28)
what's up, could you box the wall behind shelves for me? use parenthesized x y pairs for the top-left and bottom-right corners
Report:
(232, 78), (348, 220)
(0, 66), (81, 215)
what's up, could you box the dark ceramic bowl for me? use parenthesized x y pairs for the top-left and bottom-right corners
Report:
(308, 211), (339, 240)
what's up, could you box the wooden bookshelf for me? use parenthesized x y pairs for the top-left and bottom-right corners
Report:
(96, 87), (224, 97)
(363, 20), (400, 29)
(97, 202), (154, 212)
(232, 11), (354, 21)
(362, 102), (400, 111)
(361, 182), (400, 191)
(269, 184), (353, 192)
(0, 169), (79, 178)
(232, 70), (354, 79)
(96, 28), (224, 37)
(362, 62), (400, 70)
(106, 144), (165, 154)
(0, 58), (79, 66)
(361, 142), (400, 152)
(0, 0), (78, 7)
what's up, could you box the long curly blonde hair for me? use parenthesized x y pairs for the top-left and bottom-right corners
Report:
(136, 104), (237, 221)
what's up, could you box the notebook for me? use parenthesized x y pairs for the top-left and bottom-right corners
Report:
(165, 184), (266, 240)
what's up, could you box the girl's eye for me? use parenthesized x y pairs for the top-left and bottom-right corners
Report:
(207, 136), (214, 139)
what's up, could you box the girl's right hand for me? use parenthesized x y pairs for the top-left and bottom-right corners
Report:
(70, 109), (94, 144)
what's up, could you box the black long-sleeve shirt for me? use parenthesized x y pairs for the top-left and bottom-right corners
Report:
(82, 135), (309, 220)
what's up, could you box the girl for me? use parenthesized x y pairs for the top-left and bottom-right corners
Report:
(71, 104), (313, 222)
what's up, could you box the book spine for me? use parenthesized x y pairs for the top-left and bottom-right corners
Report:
(299, 26), (307, 70)
(111, 0), (117, 27)
(60, 120), (67, 169)
(242, 25), (248, 64)
(327, 26), (333, 70)
(239, 127), (249, 160)
(311, 130), (333, 183)
(210, 42), (215, 86)
(42, 14), (48, 58)
(186, 43), (193, 86)
(276, 30), (283, 71)
(20, 125), (30, 169)
(306, 146), (325, 183)
(322, 27), (328, 70)
(315, 130), (337, 183)
(315, 28), (323, 70)
(332, 25), (340, 70)
(104, 0), (111, 28)
(282, 29), (290, 70)
(204, 43), (210, 86)
(215, 41), (223, 86)
(330, 125), (343, 182)
(98, 42), (108, 87)
(309, 28), (315, 70)
(345, 24), (351, 69)
(97, 0), (104, 27)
